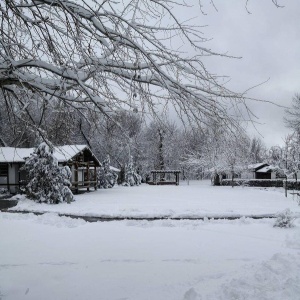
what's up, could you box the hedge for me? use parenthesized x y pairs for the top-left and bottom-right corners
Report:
(283, 180), (300, 190)
(221, 179), (300, 189)
(221, 179), (284, 187)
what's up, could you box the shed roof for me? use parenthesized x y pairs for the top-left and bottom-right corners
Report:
(0, 145), (100, 164)
(256, 165), (276, 173)
(248, 163), (269, 171)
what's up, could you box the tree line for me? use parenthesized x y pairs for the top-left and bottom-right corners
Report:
(0, 0), (295, 183)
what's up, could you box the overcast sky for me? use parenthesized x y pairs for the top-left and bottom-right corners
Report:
(177, 0), (300, 147)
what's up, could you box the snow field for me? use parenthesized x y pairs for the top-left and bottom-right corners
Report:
(0, 212), (300, 300)
(2, 180), (300, 299)
(10, 180), (300, 218)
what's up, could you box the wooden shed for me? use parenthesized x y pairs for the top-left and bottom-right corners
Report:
(0, 145), (101, 194)
(243, 163), (276, 180)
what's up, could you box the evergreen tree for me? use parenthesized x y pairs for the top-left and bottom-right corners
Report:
(123, 156), (141, 186)
(23, 142), (74, 204)
(97, 155), (118, 189)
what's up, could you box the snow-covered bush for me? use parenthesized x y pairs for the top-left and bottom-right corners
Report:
(97, 155), (118, 189)
(221, 179), (284, 188)
(283, 179), (300, 191)
(123, 157), (142, 186)
(22, 142), (74, 204)
(0, 188), (8, 194)
(273, 209), (295, 228)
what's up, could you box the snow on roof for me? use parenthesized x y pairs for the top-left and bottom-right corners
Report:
(248, 163), (268, 170)
(256, 165), (276, 173)
(0, 145), (93, 163)
(109, 166), (120, 172)
(0, 147), (34, 163)
(52, 145), (87, 162)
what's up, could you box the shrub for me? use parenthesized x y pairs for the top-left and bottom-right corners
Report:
(283, 179), (300, 190)
(97, 155), (118, 189)
(221, 179), (283, 188)
(123, 156), (141, 186)
(273, 209), (295, 228)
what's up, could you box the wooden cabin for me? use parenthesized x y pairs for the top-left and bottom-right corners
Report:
(0, 145), (101, 194)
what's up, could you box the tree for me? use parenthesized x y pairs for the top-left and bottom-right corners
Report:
(281, 94), (300, 178)
(221, 133), (249, 186)
(22, 142), (74, 203)
(141, 120), (182, 174)
(97, 155), (118, 189)
(267, 145), (284, 168)
(281, 133), (300, 178)
(182, 121), (250, 185)
(89, 110), (143, 182)
(123, 156), (141, 186)
(1, 0), (259, 139)
(249, 137), (266, 163)
(284, 94), (300, 134)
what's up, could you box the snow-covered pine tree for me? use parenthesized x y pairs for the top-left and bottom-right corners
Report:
(124, 158), (135, 187)
(97, 155), (118, 188)
(123, 156), (141, 186)
(23, 142), (74, 204)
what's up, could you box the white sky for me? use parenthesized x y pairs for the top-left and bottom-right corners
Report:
(177, 0), (300, 147)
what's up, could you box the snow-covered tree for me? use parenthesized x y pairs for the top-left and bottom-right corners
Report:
(221, 133), (250, 185)
(283, 96), (300, 177)
(267, 145), (284, 168)
(182, 122), (250, 185)
(123, 156), (141, 186)
(0, 0), (266, 139)
(141, 120), (183, 174)
(249, 137), (266, 164)
(23, 142), (74, 204)
(284, 94), (300, 134)
(281, 133), (300, 178)
(97, 155), (118, 189)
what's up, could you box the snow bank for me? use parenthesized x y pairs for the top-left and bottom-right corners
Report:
(181, 252), (300, 300)
(0, 211), (86, 228)
(205, 252), (300, 300)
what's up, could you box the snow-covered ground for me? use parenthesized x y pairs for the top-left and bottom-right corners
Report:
(1, 181), (300, 299)
(9, 180), (300, 218)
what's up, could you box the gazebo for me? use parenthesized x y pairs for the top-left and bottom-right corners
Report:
(148, 170), (181, 186)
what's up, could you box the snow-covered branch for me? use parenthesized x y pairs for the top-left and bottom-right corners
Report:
(0, 0), (263, 130)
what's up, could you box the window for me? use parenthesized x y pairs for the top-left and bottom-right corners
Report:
(0, 164), (8, 176)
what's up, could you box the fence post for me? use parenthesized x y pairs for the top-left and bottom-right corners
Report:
(285, 176), (287, 198)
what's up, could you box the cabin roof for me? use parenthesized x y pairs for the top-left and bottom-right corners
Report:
(0, 145), (100, 165)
